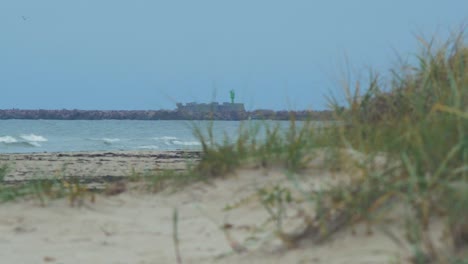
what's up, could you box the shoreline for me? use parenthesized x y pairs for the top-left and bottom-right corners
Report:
(0, 150), (201, 183)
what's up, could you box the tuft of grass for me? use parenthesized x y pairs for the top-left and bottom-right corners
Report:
(192, 116), (322, 177)
(0, 164), (7, 181)
(143, 169), (204, 193)
(0, 168), (95, 207)
(257, 185), (293, 234)
(192, 121), (246, 177)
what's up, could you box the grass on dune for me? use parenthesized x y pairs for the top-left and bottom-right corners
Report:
(192, 117), (322, 177)
(190, 31), (468, 262)
(0, 164), (99, 206)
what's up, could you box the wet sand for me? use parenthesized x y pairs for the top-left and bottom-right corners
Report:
(0, 150), (201, 183)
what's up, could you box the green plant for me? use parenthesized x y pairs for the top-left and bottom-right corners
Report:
(172, 207), (183, 264)
(257, 185), (293, 233)
(0, 164), (7, 181)
(322, 32), (468, 261)
(212, 30), (467, 259)
(0, 168), (95, 207)
(192, 121), (256, 177)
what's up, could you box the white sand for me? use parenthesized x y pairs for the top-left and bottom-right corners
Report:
(0, 150), (446, 263)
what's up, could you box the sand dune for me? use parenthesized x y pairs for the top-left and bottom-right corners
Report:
(0, 151), (442, 263)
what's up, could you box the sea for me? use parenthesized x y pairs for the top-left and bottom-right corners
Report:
(0, 120), (306, 154)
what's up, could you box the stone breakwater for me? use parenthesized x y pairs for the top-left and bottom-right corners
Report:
(0, 109), (333, 120)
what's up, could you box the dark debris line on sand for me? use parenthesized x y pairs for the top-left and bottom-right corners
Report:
(0, 150), (201, 186)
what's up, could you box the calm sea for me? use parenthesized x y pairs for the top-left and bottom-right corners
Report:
(0, 120), (307, 153)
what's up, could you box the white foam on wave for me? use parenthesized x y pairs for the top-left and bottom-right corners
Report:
(152, 136), (201, 147)
(28, 142), (42, 147)
(137, 145), (160, 149)
(153, 136), (179, 146)
(20, 134), (48, 142)
(173, 140), (201, 146)
(0, 136), (18, 144)
(153, 136), (177, 141)
(102, 138), (121, 143)
(0, 135), (41, 147)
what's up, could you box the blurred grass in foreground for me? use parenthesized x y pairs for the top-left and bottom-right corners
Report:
(192, 31), (467, 262)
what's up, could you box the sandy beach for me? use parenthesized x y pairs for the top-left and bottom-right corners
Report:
(0, 150), (446, 263)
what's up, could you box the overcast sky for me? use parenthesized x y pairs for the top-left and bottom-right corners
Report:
(0, 1), (466, 110)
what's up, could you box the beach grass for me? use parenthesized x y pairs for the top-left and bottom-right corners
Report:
(0, 176), (96, 206)
(187, 32), (467, 262)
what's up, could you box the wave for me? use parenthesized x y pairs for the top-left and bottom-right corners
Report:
(153, 136), (178, 146)
(102, 138), (121, 142)
(153, 136), (177, 141)
(102, 138), (121, 144)
(0, 136), (18, 144)
(26, 141), (42, 147)
(20, 134), (48, 142)
(12, 141), (40, 147)
(87, 138), (122, 145)
(152, 136), (201, 147)
(161, 136), (177, 140)
(173, 140), (201, 146)
(137, 145), (160, 150)
(0, 135), (41, 147)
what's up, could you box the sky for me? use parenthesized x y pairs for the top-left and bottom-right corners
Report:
(0, 1), (466, 111)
